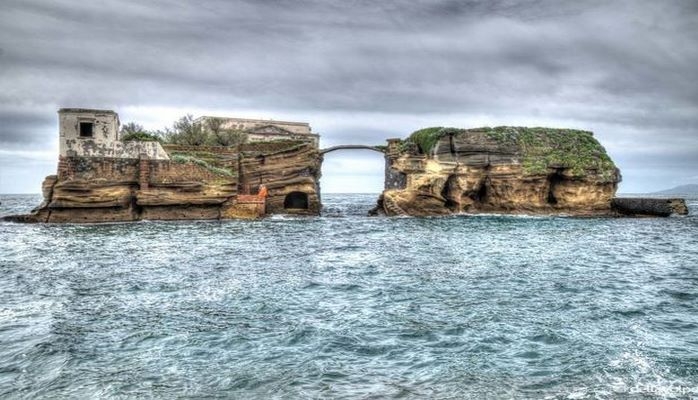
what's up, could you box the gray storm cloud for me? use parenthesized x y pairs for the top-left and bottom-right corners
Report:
(0, 0), (697, 193)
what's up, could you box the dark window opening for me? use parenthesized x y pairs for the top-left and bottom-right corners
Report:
(284, 191), (308, 209)
(79, 122), (94, 138)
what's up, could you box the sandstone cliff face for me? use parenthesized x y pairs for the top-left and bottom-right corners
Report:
(10, 141), (321, 223)
(239, 142), (322, 215)
(375, 127), (621, 216)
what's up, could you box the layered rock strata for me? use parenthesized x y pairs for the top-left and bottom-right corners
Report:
(238, 142), (322, 215)
(5, 141), (321, 223)
(373, 127), (623, 216)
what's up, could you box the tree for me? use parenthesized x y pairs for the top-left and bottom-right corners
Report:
(120, 122), (145, 136)
(203, 117), (248, 146)
(119, 122), (160, 142)
(214, 129), (248, 147)
(207, 117), (225, 139)
(152, 127), (177, 143)
(143, 115), (248, 146)
(174, 114), (207, 145)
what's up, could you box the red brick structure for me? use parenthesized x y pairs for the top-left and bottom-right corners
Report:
(139, 155), (150, 190)
(57, 156), (74, 180)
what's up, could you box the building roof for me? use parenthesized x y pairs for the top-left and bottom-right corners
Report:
(58, 108), (118, 114)
(196, 115), (310, 128)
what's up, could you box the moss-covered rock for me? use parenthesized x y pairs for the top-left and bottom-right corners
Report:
(404, 126), (618, 183)
(408, 127), (444, 154)
(483, 126), (616, 180)
(381, 125), (622, 216)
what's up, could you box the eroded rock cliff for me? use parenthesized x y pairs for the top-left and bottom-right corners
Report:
(375, 127), (622, 216)
(7, 141), (321, 223)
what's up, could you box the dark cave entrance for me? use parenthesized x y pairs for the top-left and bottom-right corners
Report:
(441, 175), (460, 211)
(284, 191), (309, 209)
(547, 170), (564, 205)
(475, 180), (488, 203)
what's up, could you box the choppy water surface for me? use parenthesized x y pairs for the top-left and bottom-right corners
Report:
(1, 194), (697, 399)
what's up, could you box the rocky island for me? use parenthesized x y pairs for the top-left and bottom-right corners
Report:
(5, 108), (322, 223)
(375, 126), (688, 217)
(2, 108), (688, 223)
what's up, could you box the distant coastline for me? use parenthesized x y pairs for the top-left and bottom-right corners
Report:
(650, 184), (698, 196)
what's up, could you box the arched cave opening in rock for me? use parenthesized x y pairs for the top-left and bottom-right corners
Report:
(547, 170), (564, 205)
(284, 191), (309, 209)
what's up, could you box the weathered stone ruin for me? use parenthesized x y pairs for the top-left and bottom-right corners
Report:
(5, 108), (322, 223)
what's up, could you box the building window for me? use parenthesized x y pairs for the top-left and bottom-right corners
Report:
(79, 122), (94, 138)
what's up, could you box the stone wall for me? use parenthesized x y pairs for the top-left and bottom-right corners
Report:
(149, 160), (231, 184)
(54, 156), (233, 186)
(56, 155), (140, 182)
(62, 139), (170, 160)
(163, 144), (240, 155)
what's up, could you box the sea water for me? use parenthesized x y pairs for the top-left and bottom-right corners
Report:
(1, 194), (697, 399)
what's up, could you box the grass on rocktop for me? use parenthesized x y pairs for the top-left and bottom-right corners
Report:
(405, 126), (617, 181)
(170, 154), (234, 177)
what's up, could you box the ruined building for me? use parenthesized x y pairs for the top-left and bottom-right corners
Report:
(195, 116), (319, 146)
(13, 108), (324, 223)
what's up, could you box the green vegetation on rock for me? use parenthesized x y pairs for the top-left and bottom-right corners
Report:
(482, 127), (616, 179)
(407, 127), (445, 154)
(407, 127), (468, 154)
(121, 131), (161, 142)
(171, 154), (234, 177)
(144, 115), (249, 147)
(404, 126), (617, 182)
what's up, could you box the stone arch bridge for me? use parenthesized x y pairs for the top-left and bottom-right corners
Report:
(318, 140), (406, 194)
(319, 144), (386, 155)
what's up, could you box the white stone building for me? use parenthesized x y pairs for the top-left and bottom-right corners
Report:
(58, 108), (169, 159)
(195, 116), (319, 146)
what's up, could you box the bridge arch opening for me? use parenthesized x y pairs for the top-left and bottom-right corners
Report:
(284, 191), (309, 209)
(320, 150), (385, 193)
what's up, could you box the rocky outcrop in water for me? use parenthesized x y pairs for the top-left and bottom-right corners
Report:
(4, 141), (321, 223)
(374, 127), (623, 216)
(612, 198), (689, 217)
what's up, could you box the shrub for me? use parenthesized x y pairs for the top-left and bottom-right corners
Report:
(121, 131), (161, 142)
(404, 125), (618, 182)
(408, 127), (444, 154)
(170, 154), (234, 177)
(204, 117), (248, 147)
(483, 127), (616, 180)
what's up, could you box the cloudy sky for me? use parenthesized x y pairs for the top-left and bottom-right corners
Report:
(1, 0), (697, 193)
